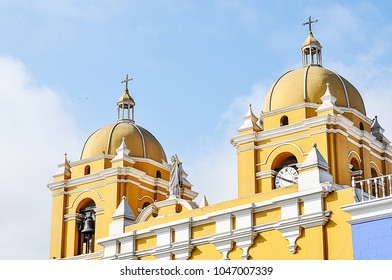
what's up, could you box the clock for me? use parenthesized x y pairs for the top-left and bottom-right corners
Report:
(275, 166), (298, 188)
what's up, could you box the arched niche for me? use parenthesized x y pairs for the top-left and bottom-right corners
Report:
(75, 198), (96, 256)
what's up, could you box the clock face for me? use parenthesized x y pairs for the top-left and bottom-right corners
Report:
(275, 166), (298, 188)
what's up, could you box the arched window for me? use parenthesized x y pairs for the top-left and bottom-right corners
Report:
(272, 154), (298, 189)
(84, 165), (91, 175)
(349, 158), (363, 180)
(350, 158), (360, 171)
(359, 122), (364, 130)
(142, 202), (150, 209)
(280, 116), (289, 126)
(156, 170), (161, 178)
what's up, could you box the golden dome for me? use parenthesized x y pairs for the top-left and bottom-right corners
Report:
(263, 65), (366, 115)
(81, 122), (167, 163)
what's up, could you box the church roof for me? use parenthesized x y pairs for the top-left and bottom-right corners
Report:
(81, 121), (167, 163)
(263, 65), (366, 115)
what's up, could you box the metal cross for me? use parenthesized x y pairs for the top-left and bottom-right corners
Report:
(302, 16), (318, 32)
(121, 74), (133, 90)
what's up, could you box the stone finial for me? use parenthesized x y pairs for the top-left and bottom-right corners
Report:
(238, 104), (262, 132)
(371, 115), (385, 142)
(298, 143), (333, 191)
(111, 137), (135, 164)
(64, 153), (71, 179)
(199, 195), (209, 207)
(109, 196), (135, 236)
(316, 83), (339, 113)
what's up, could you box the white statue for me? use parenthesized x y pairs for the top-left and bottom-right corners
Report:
(169, 154), (183, 197)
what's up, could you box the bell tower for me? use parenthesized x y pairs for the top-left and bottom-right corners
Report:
(232, 17), (391, 198)
(48, 76), (197, 259)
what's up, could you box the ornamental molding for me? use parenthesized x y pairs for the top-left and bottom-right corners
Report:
(66, 189), (105, 209)
(256, 142), (307, 166)
(48, 166), (170, 194)
(348, 150), (362, 163)
(255, 114), (331, 141)
(138, 195), (154, 202)
(132, 157), (170, 170)
(261, 102), (319, 117)
(70, 154), (115, 166)
(341, 196), (392, 224)
(230, 132), (257, 149)
(370, 161), (382, 175)
(48, 167), (119, 191)
(97, 185), (333, 259)
(339, 107), (373, 124)
(255, 130), (324, 151)
(51, 179), (116, 197)
(256, 169), (277, 180)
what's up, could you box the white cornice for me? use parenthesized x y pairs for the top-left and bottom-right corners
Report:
(230, 131), (257, 149)
(231, 113), (391, 165)
(341, 196), (392, 224)
(339, 107), (372, 124)
(48, 167), (120, 191)
(261, 102), (319, 117)
(255, 114), (330, 142)
(48, 165), (171, 193)
(133, 157), (169, 170)
(183, 188), (198, 200)
(69, 155), (114, 166)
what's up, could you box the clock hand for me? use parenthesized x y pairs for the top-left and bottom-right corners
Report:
(276, 176), (296, 184)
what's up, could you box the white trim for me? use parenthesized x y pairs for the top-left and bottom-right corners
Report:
(51, 179), (117, 197)
(133, 157), (169, 170)
(67, 189), (105, 209)
(341, 196), (392, 224)
(256, 169), (277, 180)
(134, 125), (147, 158)
(328, 68), (350, 108)
(348, 150), (362, 163)
(256, 142), (307, 166)
(370, 161), (382, 175)
(230, 132), (257, 149)
(138, 196), (154, 202)
(263, 102), (319, 118)
(97, 185), (334, 259)
(70, 154), (115, 166)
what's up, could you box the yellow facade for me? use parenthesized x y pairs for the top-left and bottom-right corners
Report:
(48, 82), (197, 259)
(49, 24), (392, 260)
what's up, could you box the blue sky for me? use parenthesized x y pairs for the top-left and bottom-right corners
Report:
(0, 0), (392, 259)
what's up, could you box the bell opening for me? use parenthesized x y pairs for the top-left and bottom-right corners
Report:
(77, 200), (96, 255)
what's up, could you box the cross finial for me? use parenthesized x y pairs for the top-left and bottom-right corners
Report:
(121, 74), (133, 90)
(302, 16), (318, 32)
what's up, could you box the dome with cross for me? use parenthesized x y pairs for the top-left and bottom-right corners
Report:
(80, 75), (167, 163)
(262, 17), (366, 116)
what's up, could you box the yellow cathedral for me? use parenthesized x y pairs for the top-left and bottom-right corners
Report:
(48, 18), (392, 260)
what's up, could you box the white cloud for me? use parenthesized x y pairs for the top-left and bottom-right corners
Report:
(0, 56), (84, 259)
(186, 83), (267, 205)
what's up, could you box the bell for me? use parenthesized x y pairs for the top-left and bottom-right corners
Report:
(81, 216), (95, 235)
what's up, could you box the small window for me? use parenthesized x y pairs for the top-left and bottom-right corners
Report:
(84, 165), (91, 175)
(280, 116), (289, 127)
(156, 170), (161, 178)
(359, 122), (364, 130)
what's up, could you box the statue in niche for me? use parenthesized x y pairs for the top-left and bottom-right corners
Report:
(169, 154), (183, 197)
